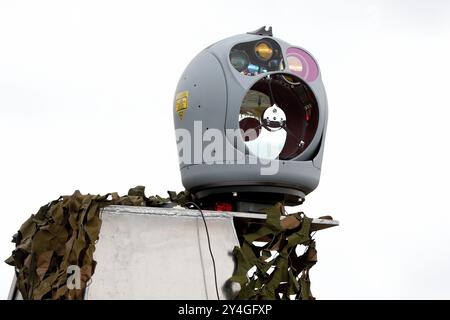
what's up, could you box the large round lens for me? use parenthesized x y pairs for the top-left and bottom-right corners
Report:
(255, 41), (273, 61)
(239, 73), (319, 160)
(286, 47), (319, 82)
(230, 50), (249, 72)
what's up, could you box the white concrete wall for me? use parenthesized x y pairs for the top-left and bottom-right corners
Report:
(85, 206), (240, 300)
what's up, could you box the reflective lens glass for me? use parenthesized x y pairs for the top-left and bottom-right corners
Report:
(239, 73), (319, 160)
(255, 41), (273, 61)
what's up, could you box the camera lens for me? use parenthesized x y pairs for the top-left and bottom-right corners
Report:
(230, 50), (249, 72)
(255, 41), (273, 61)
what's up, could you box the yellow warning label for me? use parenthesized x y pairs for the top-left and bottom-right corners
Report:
(175, 91), (189, 120)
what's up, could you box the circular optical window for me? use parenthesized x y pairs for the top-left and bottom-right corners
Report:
(255, 41), (273, 61)
(230, 49), (249, 72)
(238, 73), (319, 160)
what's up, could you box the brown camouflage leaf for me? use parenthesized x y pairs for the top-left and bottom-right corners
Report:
(36, 250), (53, 281)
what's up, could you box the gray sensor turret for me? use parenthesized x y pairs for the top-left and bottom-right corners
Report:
(173, 27), (328, 206)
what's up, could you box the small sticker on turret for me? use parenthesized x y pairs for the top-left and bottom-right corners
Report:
(175, 91), (189, 120)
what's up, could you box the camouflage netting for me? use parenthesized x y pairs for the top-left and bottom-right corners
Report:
(6, 186), (324, 300)
(5, 186), (191, 300)
(229, 203), (320, 300)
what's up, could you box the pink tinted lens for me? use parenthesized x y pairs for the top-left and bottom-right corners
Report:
(286, 47), (319, 82)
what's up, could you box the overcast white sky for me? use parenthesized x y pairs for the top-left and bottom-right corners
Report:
(1, 0), (450, 299)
